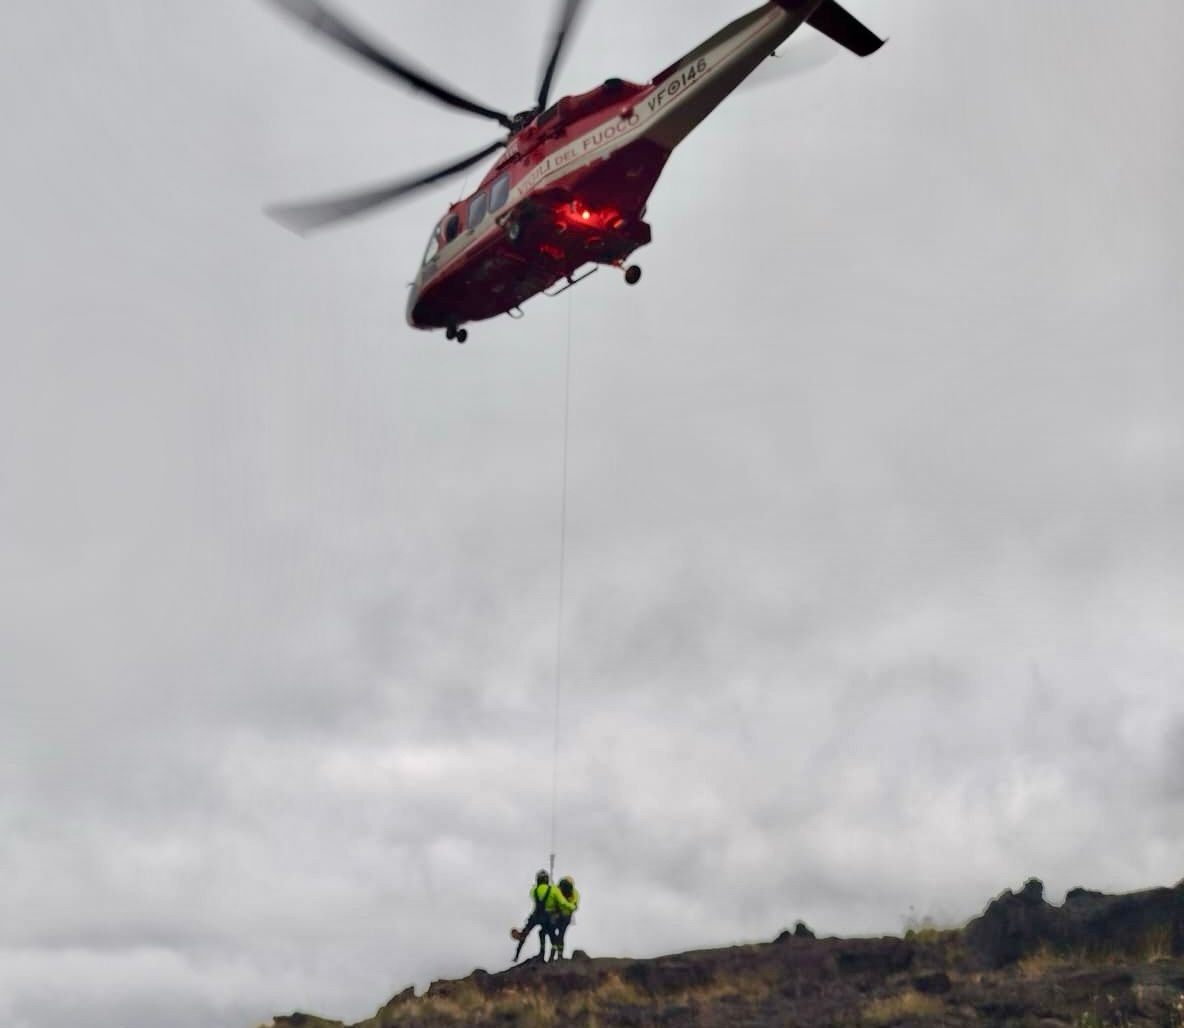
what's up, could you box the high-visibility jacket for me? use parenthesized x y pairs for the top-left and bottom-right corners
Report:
(553, 884), (579, 918)
(530, 882), (554, 914)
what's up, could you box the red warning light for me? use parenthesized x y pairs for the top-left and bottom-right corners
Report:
(558, 200), (623, 231)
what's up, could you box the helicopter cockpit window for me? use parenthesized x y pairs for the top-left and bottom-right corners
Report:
(489, 173), (511, 213)
(468, 191), (488, 228)
(443, 213), (460, 243)
(423, 223), (441, 265)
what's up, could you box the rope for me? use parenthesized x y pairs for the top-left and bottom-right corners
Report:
(549, 292), (574, 880)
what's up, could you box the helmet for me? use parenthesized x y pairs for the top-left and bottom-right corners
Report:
(535, 869), (550, 884)
(559, 876), (574, 897)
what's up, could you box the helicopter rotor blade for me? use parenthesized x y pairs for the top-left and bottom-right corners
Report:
(267, 0), (515, 129)
(266, 139), (506, 235)
(536, 0), (587, 112)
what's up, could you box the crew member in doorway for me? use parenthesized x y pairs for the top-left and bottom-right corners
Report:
(548, 876), (580, 961)
(513, 869), (554, 962)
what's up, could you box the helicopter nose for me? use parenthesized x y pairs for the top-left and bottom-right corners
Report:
(405, 283), (419, 327)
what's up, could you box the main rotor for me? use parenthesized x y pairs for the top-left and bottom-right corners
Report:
(265, 0), (587, 234)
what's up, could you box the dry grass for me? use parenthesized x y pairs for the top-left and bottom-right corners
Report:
(376, 984), (561, 1028)
(554, 974), (645, 1028)
(374, 968), (768, 1028)
(554, 972), (734, 1028)
(1016, 945), (1079, 978)
(475, 989), (561, 1028)
(862, 989), (946, 1025)
(904, 927), (961, 946)
(673, 977), (758, 1007)
(1015, 925), (1176, 977)
(1135, 925), (1174, 963)
(589, 972), (646, 1006)
(578, 971), (753, 1024)
(903, 914), (964, 946)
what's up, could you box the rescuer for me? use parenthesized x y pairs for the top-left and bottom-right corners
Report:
(548, 876), (580, 961)
(512, 869), (555, 962)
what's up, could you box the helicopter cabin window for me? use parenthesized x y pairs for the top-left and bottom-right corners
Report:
(443, 213), (460, 243)
(489, 173), (511, 213)
(468, 191), (489, 228)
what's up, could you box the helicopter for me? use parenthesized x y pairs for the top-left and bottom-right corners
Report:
(267, 0), (884, 342)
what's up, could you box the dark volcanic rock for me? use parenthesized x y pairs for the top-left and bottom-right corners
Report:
(272, 1016), (344, 1028)
(622, 958), (716, 994)
(912, 971), (952, 994)
(834, 938), (914, 977)
(1063, 883), (1184, 956)
(965, 876), (1184, 968)
(264, 878), (1184, 1028)
(964, 877), (1068, 967)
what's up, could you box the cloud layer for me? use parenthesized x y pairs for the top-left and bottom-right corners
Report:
(2, 1), (1182, 1026)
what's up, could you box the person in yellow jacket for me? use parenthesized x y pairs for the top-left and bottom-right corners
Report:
(547, 876), (580, 961)
(512, 869), (555, 962)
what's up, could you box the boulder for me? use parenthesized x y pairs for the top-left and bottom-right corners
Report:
(965, 878), (1184, 968)
(964, 878), (1067, 967)
(913, 971), (952, 995)
(776, 921), (816, 943)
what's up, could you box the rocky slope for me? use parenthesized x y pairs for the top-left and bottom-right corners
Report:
(262, 879), (1184, 1028)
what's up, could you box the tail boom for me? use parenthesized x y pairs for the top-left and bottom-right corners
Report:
(643, 0), (883, 151)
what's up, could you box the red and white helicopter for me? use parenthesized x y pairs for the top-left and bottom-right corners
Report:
(268, 0), (883, 342)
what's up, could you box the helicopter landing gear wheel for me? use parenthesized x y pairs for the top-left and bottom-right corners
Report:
(624, 264), (642, 286)
(445, 324), (456, 340)
(456, 328), (468, 344)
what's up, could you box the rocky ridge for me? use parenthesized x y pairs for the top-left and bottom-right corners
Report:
(263, 878), (1184, 1028)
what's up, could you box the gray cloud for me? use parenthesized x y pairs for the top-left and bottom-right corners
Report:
(3, 1), (1182, 1026)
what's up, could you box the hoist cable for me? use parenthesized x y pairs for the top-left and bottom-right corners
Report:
(549, 292), (574, 879)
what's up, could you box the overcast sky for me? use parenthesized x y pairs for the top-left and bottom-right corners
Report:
(2, 2), (1182, 1027)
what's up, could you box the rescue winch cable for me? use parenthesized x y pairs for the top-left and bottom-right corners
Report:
(549, 292), (574, 881)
